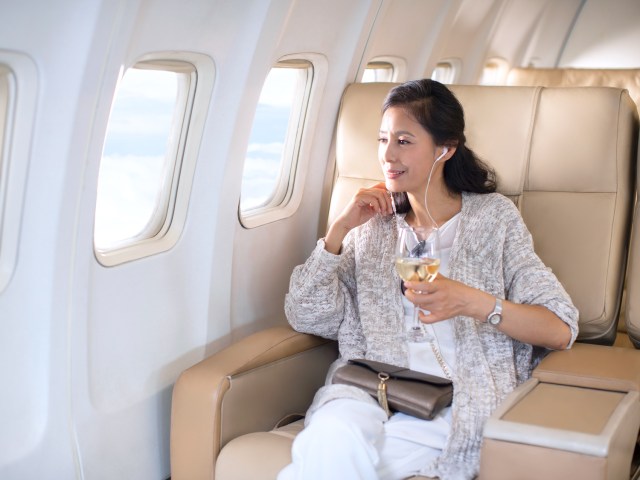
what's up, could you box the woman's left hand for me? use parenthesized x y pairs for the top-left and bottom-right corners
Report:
(403, 275), (486, 324)
(404, 274), (572, 350)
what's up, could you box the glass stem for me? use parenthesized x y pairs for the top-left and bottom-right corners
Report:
(412, 306), (422, 330)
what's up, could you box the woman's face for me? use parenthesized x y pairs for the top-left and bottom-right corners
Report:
(378, 106), (442, 198)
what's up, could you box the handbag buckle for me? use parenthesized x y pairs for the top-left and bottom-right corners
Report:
(377, 372), (391, 417)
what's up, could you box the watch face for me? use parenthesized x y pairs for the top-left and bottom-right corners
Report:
(488, 313), (501, 326)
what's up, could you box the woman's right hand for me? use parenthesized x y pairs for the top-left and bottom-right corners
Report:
(324, 183), (393, 254)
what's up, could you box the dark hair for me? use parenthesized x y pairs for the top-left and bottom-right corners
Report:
(382, 79), (496, 213)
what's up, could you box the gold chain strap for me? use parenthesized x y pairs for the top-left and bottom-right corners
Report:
(414, 322), (454, 380)
(429, 340), (452, 380)
(427, 325), (453, 380)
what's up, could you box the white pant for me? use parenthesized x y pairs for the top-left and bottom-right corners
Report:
(277, 398), (451, 480)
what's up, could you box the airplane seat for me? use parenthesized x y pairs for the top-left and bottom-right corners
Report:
(170, 83), (640, 480)
(506, 67), (640, 349)
(626, 152), (640, 348)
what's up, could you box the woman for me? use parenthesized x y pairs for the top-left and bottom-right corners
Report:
(278, 79), (578, 480)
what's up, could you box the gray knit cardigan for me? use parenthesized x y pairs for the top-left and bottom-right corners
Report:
(285, 192), (579, 480)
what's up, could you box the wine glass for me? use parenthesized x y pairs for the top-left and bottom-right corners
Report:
(395, 225), (441, 342)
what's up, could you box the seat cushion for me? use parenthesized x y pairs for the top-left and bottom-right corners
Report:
(216, 431), (298, 480)
(216, 420), (303, 479)
(216, 419), (437, 479)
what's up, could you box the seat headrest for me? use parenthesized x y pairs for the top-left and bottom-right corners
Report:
(506, 67), (640, 111)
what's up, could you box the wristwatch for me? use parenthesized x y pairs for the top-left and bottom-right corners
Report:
(487, 297), (503, 326)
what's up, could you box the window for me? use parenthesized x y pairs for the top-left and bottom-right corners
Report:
(95, 67), (180, 249)
(361, 57), (406, 83)
(94, 54), (213, 266)
(362, 61), (394, 82)
(239, 59), (314, 226)
(431, 59), (461, 84)
(0, 53), (37, 292)
(480, 57), (510, 85)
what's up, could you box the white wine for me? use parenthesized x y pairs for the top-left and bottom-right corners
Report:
(395, 257), (440, 282)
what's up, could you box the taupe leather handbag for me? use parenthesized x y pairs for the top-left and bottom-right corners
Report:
(333, 358), (453, 420)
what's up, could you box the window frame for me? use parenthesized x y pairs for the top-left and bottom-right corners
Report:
(431, 58), (462, 84)
(362, 61), (394, 82)
(239, 53), (327, 229)
(479, 57), (511, 85)
(361, 56), (407, 83)
(94, 52), (214, 266)
(0, 52), (37, 292)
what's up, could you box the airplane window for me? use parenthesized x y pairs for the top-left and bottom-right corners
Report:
(95, 67), (182, 251)
(239, 60), (313, 218)
(431, 59), (461, 84)
(93, 57), (209, 266)
(480, 57), (510, 85)
(362, 62), (394, 82)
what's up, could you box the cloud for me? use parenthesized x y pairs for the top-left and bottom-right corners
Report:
(94, 154), (167, 247)
(258, 68), (298, 107)
(246, 142), (284, 155)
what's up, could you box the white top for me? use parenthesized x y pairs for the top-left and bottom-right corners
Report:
(400, 214), (459, 379)
(386, 214), (459, 463)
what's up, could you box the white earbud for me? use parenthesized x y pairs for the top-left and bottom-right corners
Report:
(434, 147), (449, 163)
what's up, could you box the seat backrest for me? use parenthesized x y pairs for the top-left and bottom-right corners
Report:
(506, 67), (640, 112)
(329, 83), (638, 344)
(506, 67), (640, 346)
(626, 167), (640, 347)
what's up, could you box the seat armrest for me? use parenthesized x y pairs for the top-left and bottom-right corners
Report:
(533, 342), (640, 392)
(481, 378), (640, 479)
(480, 343), (640, 478)
(170, 326), (338, 480)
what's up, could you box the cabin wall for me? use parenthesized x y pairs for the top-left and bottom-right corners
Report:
(228, 0), (378, 340)
(560, 0), (640, 68)
(486, 0), (584, 68)
(358, 0), (457, 81)
(0, 0), (112, 477)
(78, 1), (316, 478)
(0, 0), (638, 478)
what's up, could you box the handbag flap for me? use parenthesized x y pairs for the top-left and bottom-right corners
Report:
(348, 358), (452, 385)
(333, 360), (454, 420)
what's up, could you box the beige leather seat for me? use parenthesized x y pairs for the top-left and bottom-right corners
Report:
(506, 67), (640, 348)
(170, 83), (640, 479)
(628, 181), (640, 347)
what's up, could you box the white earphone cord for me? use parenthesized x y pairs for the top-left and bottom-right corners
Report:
(424, 149), (446, 228)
